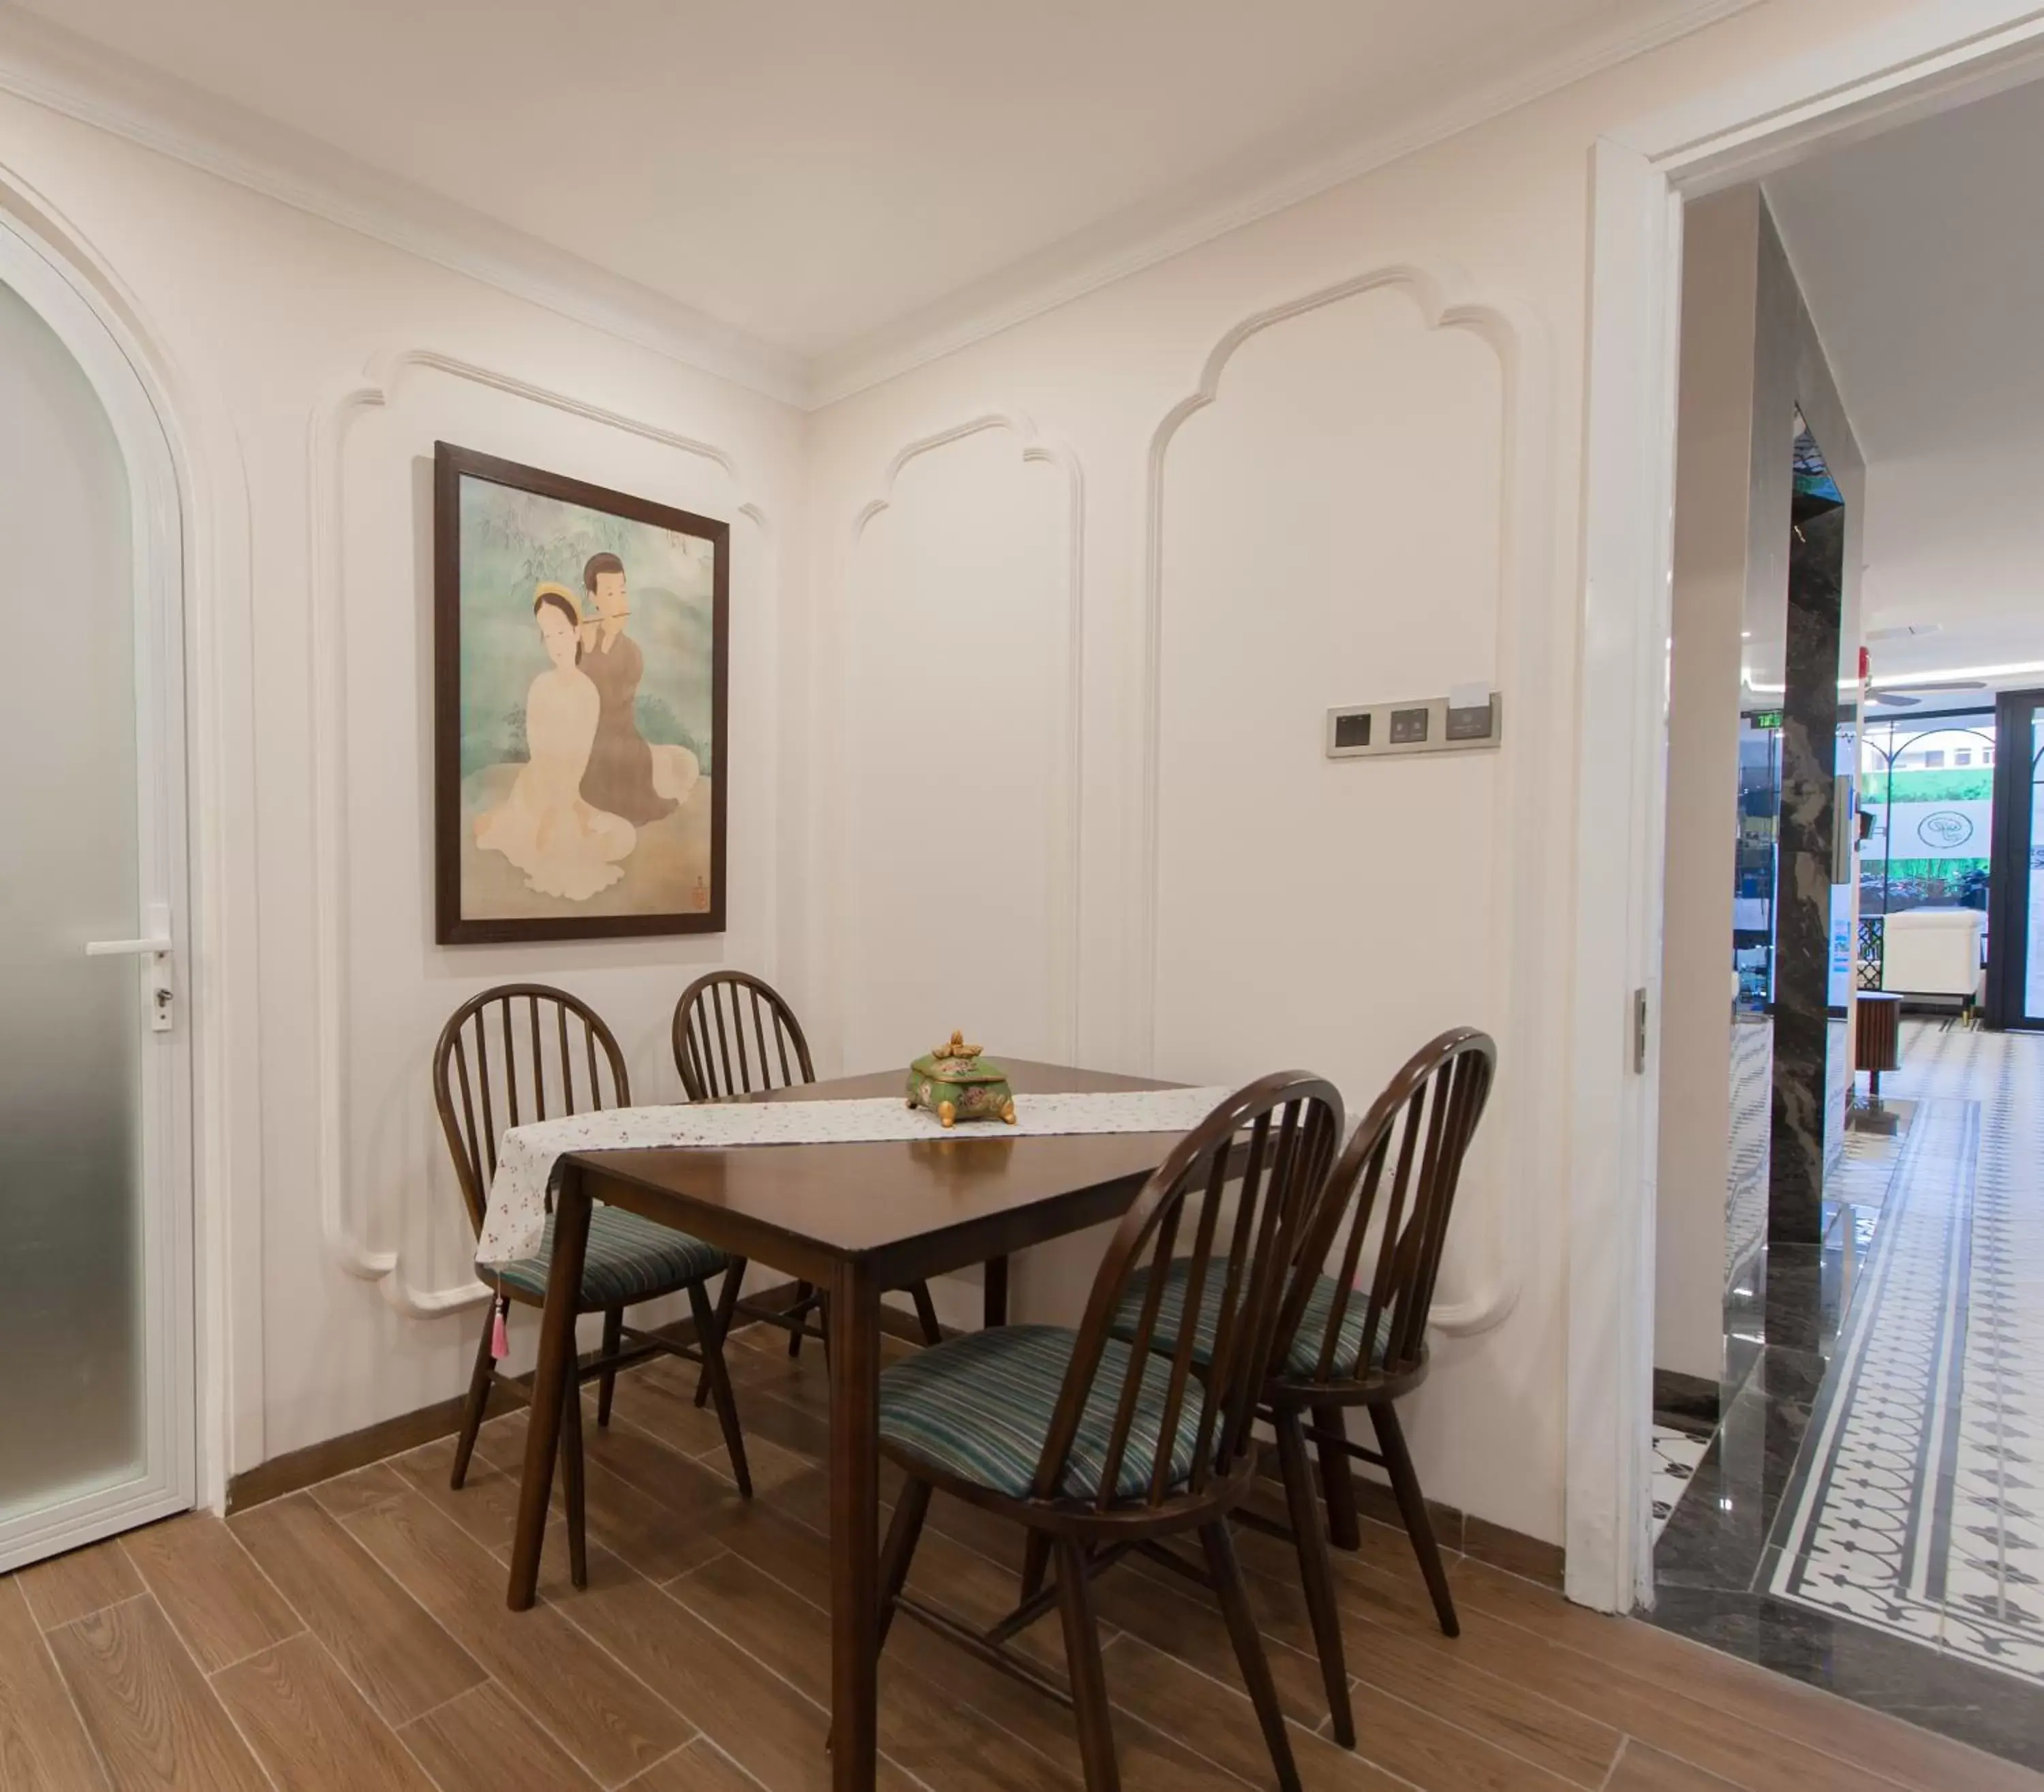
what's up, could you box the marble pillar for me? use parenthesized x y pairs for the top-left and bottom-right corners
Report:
(1767, 497), (1844, 1261)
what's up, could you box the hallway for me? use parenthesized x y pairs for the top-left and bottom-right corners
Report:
(1654, 1022), (2044, 1765)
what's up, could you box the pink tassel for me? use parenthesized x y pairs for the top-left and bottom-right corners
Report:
(490, 1297), (509, 1361)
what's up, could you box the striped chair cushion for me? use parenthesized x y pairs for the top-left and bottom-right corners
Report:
(491, 1205), (728, 1310)
(878, 1324), (1206, 1503)
(1111, 1258), (1394, 1381)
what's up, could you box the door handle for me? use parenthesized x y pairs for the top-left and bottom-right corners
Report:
(84, 905), (175, 1032)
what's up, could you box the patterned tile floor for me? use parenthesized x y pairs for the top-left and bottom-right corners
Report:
(1769, 1025), (2044, 1686)
(1650, 1427), (1708, 1540)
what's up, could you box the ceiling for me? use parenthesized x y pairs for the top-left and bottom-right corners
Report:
(1767, 75), (2044, 695)
(5, 0), (1730, 395)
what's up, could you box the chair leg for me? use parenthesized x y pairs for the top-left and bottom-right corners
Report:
(1314, 1402), (1361, 1551)
(596, 1306), (623, 1427)
(1371, 1402), (1457, 1637)
(908, 1280), (943, 1346)
(695, 1256), (748, 1409)
(1053, 1537), (1121, 1792)
(1020, 1530), (1051, 1605)
(1201, 1521), (1302, 1792)
(876, 1476), (931, 1653)
(561, 1368), (588, 1590)
(1275, 1408), (1354, 1746)
(689, 1282), (753, 1500)
(449, 1304), (496, 1491)
(787, 1281), (813, 1357)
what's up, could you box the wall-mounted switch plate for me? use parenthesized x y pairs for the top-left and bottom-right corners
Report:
(1325, 692), (1501, 760)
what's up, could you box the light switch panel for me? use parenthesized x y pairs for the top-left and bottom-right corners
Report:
(1326, 692), (1502, 759)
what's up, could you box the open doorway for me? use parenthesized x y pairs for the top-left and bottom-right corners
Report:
(1640, 73), (2044, 1770)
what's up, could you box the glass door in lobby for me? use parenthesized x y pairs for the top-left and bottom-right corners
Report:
(1989, 690), (2044, 1028)
(0, 247), (193, 1570)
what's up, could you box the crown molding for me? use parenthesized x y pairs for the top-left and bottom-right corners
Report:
(0, 1), (1757, 414)
(0, 4), (809, 405)
(806, 0), (1761, 407)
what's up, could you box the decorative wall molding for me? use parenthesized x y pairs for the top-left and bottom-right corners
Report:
(1137, 265), (1554, 1342)
(840, 412), (1087, 1063)
(0, 7), (806, 405)
(307, 347), (768, 1317)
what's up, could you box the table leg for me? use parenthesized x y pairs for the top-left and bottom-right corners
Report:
(829, 1259), (880, 1791)
(982, 1253), (1009, 1329)
(506, 1167), (591, 1610)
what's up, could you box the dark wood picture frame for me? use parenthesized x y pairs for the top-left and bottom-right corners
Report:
(433, 442), (730, 944)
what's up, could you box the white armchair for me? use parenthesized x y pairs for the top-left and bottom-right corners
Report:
(1879, 908), (1985, 1013)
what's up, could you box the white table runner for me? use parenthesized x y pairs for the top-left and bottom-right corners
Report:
(475, 1087), (1233, 1267)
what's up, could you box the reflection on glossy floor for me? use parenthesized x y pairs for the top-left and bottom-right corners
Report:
(1654, 1022), (2044, 1770)
(5, 1321), (2037, 1791)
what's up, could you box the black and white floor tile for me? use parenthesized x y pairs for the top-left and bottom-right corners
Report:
(1650, 1426), (1708, 1539)
(1767, 1024), (2044, 1688)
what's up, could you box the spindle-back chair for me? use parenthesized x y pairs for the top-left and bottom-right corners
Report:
(871, 1071), (1344, 1792)
(432, 983), (753, 1588)
(671, 971), (942, 1396)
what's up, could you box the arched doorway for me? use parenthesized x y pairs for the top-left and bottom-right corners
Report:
(0, 220), (194, 1570)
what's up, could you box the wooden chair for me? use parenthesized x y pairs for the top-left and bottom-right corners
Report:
(671, 970), (942, 1396)
(1111, 1029), (1496, 1746)
(432, 983), (753, 1589)
(872, 1072), (1345, 1792)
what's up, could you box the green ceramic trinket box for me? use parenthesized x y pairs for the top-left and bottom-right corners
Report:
(907, 1031), (1017, 1128)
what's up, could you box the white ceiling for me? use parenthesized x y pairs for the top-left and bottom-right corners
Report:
(1767, 76), (2044, 695)
(5, 0), (1730, 394)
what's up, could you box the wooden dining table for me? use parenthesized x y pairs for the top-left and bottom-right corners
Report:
(504, 1058), (1196, 1792)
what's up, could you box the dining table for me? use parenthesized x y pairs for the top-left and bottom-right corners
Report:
(503, 1057), (1200, 1792)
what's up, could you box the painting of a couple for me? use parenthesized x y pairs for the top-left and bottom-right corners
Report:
(434, 444), (729, 942)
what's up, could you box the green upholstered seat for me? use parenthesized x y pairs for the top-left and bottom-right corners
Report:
(1111, 1258), (1393, 1382)
(490, 1205), (729, 1310)
(878, 1324), (1206, 1503)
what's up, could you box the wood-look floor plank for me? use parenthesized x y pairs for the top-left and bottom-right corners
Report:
(399, 1680), (603, 1792)
(1605, 1740), (1747, 1791)
(213, 1631), (437, 1791)
(1213, 1536), (1622, 1785)
(14, 1539), (145, 1631)
(230, 1492), (488, 1725)
(0, 1575), (110, 1791)
(304, 1460), (412, 1522)
(122, 1514), (303, 1673)
(345, 1489), (692, 1787)
(536, 1539), (919, 1792)
(44, 1595), (271, 1791)
(625, 1735), (767, 1790)
(1449, 1559), (2044, 1792)
(668, 1549), (1081, 1792)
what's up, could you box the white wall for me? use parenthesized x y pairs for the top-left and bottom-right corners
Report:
(0, 0), (1916, 1542)
(799, 1), (1910, 1544)
(0, 91), (805, 1476)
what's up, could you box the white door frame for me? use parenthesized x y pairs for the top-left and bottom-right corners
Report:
(0, 215), (196, 1570)
(1567, 0), (2044, 1614)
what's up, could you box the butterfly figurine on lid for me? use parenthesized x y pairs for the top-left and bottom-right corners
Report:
(906, 1030), (1017, 1128)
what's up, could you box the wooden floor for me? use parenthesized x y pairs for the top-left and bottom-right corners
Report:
(3, 1320), (2038, 1792)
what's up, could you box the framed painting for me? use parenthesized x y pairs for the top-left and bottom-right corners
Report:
(433, 442), (728, 942)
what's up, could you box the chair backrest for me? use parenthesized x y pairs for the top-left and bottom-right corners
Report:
(672, 970), (816, 1099)
(431, 983), (632, 1235)
(1038, 1072), (1344, 1512)
(1278, 1028), (1496, 1387)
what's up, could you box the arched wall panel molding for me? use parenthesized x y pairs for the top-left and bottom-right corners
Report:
(1142, 266), (1558, 1340)
(835, 414), (1084, 1082)
(309, 350), (773, 1315)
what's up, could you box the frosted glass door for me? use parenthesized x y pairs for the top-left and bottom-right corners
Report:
(0, 272), (185, 1558)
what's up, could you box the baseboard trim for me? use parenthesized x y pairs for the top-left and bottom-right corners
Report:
(225, 1279), (801, 1515)
(1652, 1368), (1720, 1436)
(1253, 1438), (1565, 1590)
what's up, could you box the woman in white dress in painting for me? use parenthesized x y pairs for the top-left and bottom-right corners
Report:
(474, 585), (636, 899)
